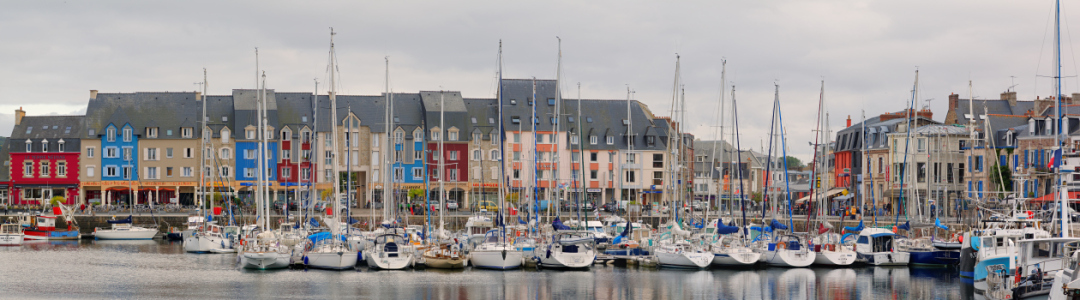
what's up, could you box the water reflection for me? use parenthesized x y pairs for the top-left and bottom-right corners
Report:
(0, 240), (971, 299)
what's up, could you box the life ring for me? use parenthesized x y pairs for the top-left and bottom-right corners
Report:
(775, 242), (786, 250)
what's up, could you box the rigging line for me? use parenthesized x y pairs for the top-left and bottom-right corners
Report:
(1037, 2), (1057, 100)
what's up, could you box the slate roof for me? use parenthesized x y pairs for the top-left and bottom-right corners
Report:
(201, 95), (235, 137)
(330, 93), (425, 135)
(233, 89), (279, 136)
(420, 91), (469, 142)
(955, 99), (1036, 125)
(12, 115), (85, 141)
(84, 92), (200, 139)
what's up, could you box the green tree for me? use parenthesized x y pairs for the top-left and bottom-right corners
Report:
(785, 156), (805, 169)
(408, 189), (425, 202)
(990, 164), (1013, 192)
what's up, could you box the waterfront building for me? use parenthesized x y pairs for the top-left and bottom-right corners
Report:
(201, 94), (237, 205)
(9, 108), (83, 205)
(422, 91), (470, 208)
(464, 98), (501, 210)
(233, 89), (278, 204)
(273, 93), (320, 206)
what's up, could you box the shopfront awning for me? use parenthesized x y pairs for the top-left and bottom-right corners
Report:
(795, 188), (846, 203)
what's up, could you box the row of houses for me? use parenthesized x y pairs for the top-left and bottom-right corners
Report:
(0, 79), (696, 210)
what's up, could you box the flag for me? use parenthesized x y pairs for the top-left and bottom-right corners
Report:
(1048, 149), (1063, 170)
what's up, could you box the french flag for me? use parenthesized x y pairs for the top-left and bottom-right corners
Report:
(1048, 149), (1063, 170)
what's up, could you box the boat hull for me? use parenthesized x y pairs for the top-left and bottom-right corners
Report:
(535, 250), (595, 269)
(23, 229), (80, 240)
(306, 251), (359, 270)
(423, 256), (467, 269)
(365, 252), (413, 270)
(908, 250), (960, 266)
(472, 249), (524, 270)
(240, 252), (291, 270)
(185, 235), (232, 253)
(764, 249), (816, 267)
(0, 233), (24, 246)
(711, 248), (760, 266)
(95, 228), (158, 240)
(656, 251), (713, 269)
(857, 251), (910, 266)
(813, 250), (856, 266)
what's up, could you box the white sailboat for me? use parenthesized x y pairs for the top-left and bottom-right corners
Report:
(707, 69), (761, 267)
(238, 59), (291, 270)
(807, 81), (855, 267)
(470, 41), (524, 270)
(534, 230), (597, 269)
(759, 84), (815, 268)
(94, 215), (158, 240)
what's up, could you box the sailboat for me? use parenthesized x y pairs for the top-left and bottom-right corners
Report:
(758, 84), (815, 268)
(807, 81), (855, 267)
(707, 64), (761, 267)
(471, 41), (525, 270)
(304, 29), (359, 270)
(238, 64), (291, 270)
(652, 56), (713, 269)
(423, 92), (468, 269)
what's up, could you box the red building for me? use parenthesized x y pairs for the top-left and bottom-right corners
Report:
(8, 111), (84, 205)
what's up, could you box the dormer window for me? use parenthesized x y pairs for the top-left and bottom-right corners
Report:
(281, 129), (291, 141)
(473, 132), (482, 142)
(590, 135), (598, 145)
(606, 136), (615, 145)
(430, 128), (441, 141)
(511, 117), (521, 124)
(395, 129), (404, 144)
(221, 128), (231, 143)
(58, 140), (65, 152)
(1006, 131), (1014, 147)
(41, 140), (48, 152)
(413, 129), (423, 141)
(448, 129), (459, 141)
(646, 136), (655, 145)
(182, 127), (193, 138)
(107, 127), (116, 142)
(1046, 118), (1053, 135)
(25, 139), (31, 152)
(122, 127), (132, 142)
(246, 129), (256, 140)
(146, 127), (158, 138)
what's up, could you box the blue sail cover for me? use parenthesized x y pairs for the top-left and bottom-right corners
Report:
(309, 218), (320, 228)
(844, 220), (865, 232)
(935, 218), (949, 230)
(307, 232), (346, 244)
(715, 224), (740, 234)
(750, 226), (773, 233)
(770, 219), (788, 231)
(107, 216), (133, 224)
(347, 217), (360, 225)
(897, 221), (911, 231)
(552, 217), (571, 231)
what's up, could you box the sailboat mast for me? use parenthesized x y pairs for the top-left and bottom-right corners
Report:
(710, 60), (725, 221)
(328, 29), (341, 230)
(496, 40), (507, 239)
(553, 37), (562, 219)
(439, 92), (446, 236)
(199, 68), (208, 224)
(1056, 0), (1069, 237)
(383, 57), (391, 225)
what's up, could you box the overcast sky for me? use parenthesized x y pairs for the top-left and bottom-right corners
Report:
(1, 0), (1077, 161)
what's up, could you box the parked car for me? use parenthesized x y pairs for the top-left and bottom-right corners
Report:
(478, 201), (498, 212)
(602, 202), (619, 213)
(446, 200), (458, 210)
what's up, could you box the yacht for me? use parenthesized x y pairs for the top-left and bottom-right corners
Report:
(812, 232), (856, 266)
(94, 216), (158, 240)
(423, 242), (467, 269)
(471, 229), (524, 270)
(365, 232), (414, 270)
(710, 235), (760, 267)
(762, 234), (816, 267)
(534, 231), (597, 269)
(854, 228), (909, 266)
(239, 229), (291, 270)
(654, 238), (713, 269)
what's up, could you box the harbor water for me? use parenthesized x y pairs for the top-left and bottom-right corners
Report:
(0, 239), (971, 299)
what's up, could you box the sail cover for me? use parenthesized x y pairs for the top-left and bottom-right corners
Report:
(935, 218), (949, 230)
(107, 215), (133, 224)
(551, 217), (571, 231)
(843, 220), (864, 232)
(897, 221), (911, 231)
(770, 219), (788, 231)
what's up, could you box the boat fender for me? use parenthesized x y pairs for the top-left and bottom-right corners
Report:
(303, 256), (309, 265)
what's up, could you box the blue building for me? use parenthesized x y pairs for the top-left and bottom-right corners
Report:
(101, 123), (139, 182)
(232, 89), (278, 200)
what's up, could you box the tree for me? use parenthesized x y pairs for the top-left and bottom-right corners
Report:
(408, 189), (425, 202)
(785, 156), (805, 169)
(990, 164), (1013, 192)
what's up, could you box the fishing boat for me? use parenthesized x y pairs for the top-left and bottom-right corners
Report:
(365, 232), (414, 270)
(854, 227), (909, 266)
(22, 214), (80, 240)
(94, 215), (158, 240)
(0, 223), (24, 246)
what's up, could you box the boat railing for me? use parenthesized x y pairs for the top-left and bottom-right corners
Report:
(985, 264), (1014, 300)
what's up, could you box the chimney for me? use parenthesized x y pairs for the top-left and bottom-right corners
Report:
(14, 107), (25, 126)
(846, 115), (851, 127)
(90, 90), (98, 99)
(949, 93), (959, 110)
(195, 91), (202, 101)
(1002, 91), (1017, 107)
(1072, 93), (1080, 105)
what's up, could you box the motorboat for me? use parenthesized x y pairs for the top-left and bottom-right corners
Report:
(534, 231), (597, 269)
(898, 236), (960, 267)
(22, 214), (79, 240)
(0, 223), (24, 246)
(762, 234), (816, 267)
(94, 216), (158, 240)
(471, 229), (524, 270)
(365, 232), (414, 270)
(970, 218), (1051, 295)
(854, 228), (909, 266)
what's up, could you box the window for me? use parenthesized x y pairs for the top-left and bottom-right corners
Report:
(473, 149), (482, 161)
(86, 166), (95, 177)
(122, 127), (132, 142)
(107, 127), (116, 142)
(244, 168), (255, 178)
(571, 135), (579, 145)
(281, 130), (291, 141)
(413, 167), (423, 179)
(473, 133), (482, 142)
(185, 148), (194, 158)
(626, 153), (637, 164)
(473, 167), (481, 179)
(87, 147), (95, 158)
(146, 167), (158, 179)
(58, 141), (65, 152)
(23, 162), (32, 177)
(448, 169), (458, 181)
(146, 148), (158, 161)
(221, 148), (232, 159)
(414, 150), (423, 161)
(244, 149), (255, 159)
(165, 148), (173, 158)
(394, 168), (404, 182)
(917, 162), (926, 183)
(41, 141), (48, 152)
(166, 167), (173, 177)
(433, 151), (441, 161)
(351, 151), (359, 165)
(25, 140), (31, 152)
(448, 131), (458, 141)
(394, 150), (402, 163)
(414, 130), (423, 141)
(105, 166), (118, 177)
(301, 168), (311, 180)
(606, 136), (614, 145)
(281, 167), (291, 179)
(123, 147), (132, 161)
(513, 151), (521, 161)
(325, 133), (333, 147)
(646, 136), (655, 145)
(350, 132), (359, 147)
(325, 151), (333, 164)
(653, 171), (663, 185)
(302, 150), (311, 161)
(182, 127), (193, 138)
(431, 130), (441, 141)
(449, 151), (458, 161)
(220, 166), (231, 178)
(246, 129), (256, 140)
(282, 149), (290, 160)
(513, 133), (521, 143)
(548, 98), (556, 106)
(491, 166), (498, 180)
(572, 152), (581, 162)
(512, 169), (520, 179)
(221, 128), (231, 143)
(490, 133), (497, 145)
(326, 170), (333, 182)
(653, 154), (663, 168)
(590, 152), (598, 162)
(147, 127), (158, 138)
(590, 135), (597, 145)
(395, 130), (405, 144)
(625, 170), (636, 183)
(182, 167), (193, 177)
(122, 166), (131, 179)
(590, 170), (598, 179)
(490, 150), (499, 161)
